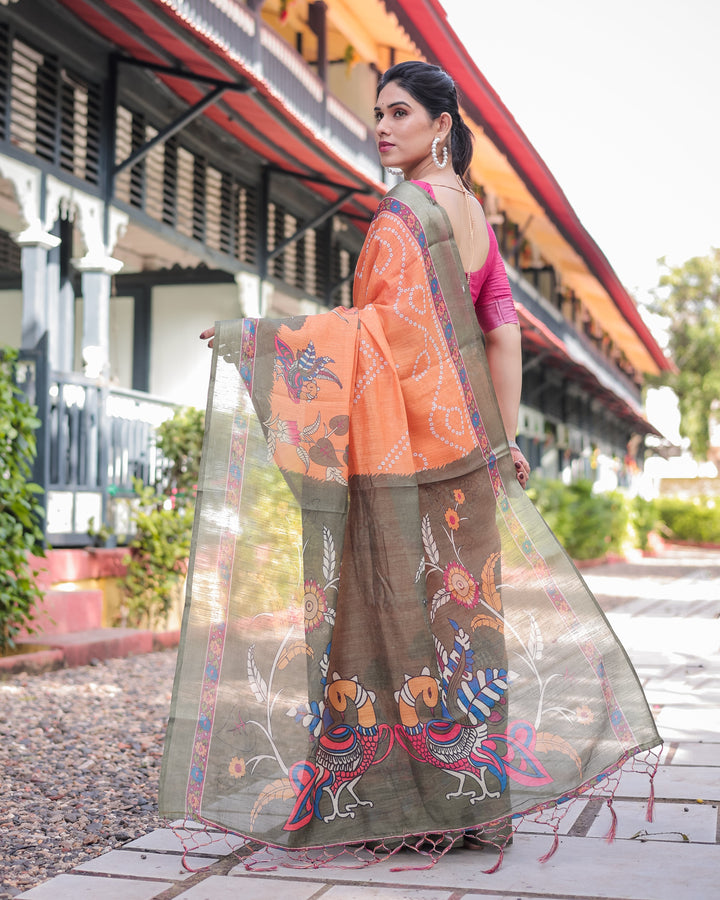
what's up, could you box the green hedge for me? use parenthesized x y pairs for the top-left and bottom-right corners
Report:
(528, 479), (720, 559)
(527, 479), (628, 560)
(654, 497), (720, 544)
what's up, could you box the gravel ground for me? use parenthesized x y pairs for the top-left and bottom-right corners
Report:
(0, 649), (178, 899)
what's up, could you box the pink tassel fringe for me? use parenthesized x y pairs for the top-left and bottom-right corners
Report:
(646, 774), (656, 822)
(604, 799), (618, 843)
(537, 829), (560, 864)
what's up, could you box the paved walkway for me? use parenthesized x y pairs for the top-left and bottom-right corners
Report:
(15, 546), (720, 900)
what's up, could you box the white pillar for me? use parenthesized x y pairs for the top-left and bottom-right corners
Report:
(14, 224), (61, 350)
(75, 255), (123, 378)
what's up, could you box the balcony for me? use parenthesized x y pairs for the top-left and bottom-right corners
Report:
(507, 265), (644, 417)
(166, 0), (381, 181)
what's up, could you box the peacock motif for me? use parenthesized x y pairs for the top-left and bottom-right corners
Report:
(394, 670), (502, 803)
(285, 674), (394, 829)
(394, 669), (553, 805)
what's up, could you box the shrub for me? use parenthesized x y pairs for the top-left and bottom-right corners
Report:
(655, 497), (720, 544)
(0, 349), (46, 653)
(121, 480), (195, 628)
(119, 406), (204, 628)
(156, 405), (205, 500)
(529, 482), (720, 556)
(629, 496), (660, 551)
(528, 479), (629, 560)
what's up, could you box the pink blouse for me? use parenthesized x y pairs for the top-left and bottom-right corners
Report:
(412, 180), (518, 333)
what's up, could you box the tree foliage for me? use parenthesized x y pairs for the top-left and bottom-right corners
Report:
(649, 248), (720, 459)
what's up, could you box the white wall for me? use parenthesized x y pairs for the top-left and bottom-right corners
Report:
(109, 296), (135, 389)
(150, 282), (242, 408)
(74, 295), (133, 386)
(0, 290), (22, 347)
(328, 62), (378, 131)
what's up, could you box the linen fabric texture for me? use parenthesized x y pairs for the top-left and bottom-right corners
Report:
(160, 182), (661, 858)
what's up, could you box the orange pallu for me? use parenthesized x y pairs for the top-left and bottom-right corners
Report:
(160, 182), (661, 863)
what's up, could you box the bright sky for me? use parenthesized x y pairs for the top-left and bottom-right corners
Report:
(442, 0), (720, 307)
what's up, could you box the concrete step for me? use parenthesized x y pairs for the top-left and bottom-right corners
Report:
(30, 548), (127, 588)
(0, 628), (180, 676)
(18, 588), (104, 638)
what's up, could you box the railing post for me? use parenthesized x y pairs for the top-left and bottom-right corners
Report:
(308, 1), (328, 129)
(98, 381), (110, 532)
(248, 0), (265, 75)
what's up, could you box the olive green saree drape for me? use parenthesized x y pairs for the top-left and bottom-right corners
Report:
(159, 182), (660, 864)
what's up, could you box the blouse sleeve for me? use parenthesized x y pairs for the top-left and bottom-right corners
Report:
(474, 227), (519, 333)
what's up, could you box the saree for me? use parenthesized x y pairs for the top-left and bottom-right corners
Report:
(159, 181), (661, 864)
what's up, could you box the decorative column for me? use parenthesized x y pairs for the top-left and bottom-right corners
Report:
(49, 180), (128, 378)
(0, 157), (62, 350)
(16, 223), (61, 349)
(75, 254), (124, 379)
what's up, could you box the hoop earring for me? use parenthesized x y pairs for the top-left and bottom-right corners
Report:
(431, 136), (448, 169)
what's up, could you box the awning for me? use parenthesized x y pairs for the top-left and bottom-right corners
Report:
(59, 0), (385, 224)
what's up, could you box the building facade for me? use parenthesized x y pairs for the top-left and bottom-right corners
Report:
(0, 0), (671, 545)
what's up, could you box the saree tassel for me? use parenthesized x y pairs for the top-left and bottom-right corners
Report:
(604, 799), (618, 843)
(481, 845), (504, 875)
(537, 828), (560, 864)
(390, 858), (438, 873)
(646, 775), (656, 823)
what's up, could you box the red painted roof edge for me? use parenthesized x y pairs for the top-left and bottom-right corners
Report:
(391, 0), (671, 372)
(143, 0), (387, 199)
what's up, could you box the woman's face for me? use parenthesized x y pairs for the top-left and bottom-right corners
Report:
(374, 82), (439, 175)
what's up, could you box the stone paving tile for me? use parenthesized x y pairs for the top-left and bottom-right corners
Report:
(14, 874), (173, 899)
(661, 741), (720, 766)
(174, 873), (323, 899)
(653, 707), (720, 742)
(73, 849), (207, 880)
(124, 827), (246, 856)
(586, 798), (718, 842)
(614, 765), (720, 802)
(643, 676), (720, 703)
(321, 886), (457, 899)
(226, 834), (720, 900)
(12, 548), (720, 900)
(605, 615), (720, 659)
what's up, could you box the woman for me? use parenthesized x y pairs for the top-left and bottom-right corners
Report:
(160, 62), (660, 867)
(374, 62), (529, 492)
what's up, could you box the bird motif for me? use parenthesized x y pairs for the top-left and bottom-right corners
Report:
(394, 669), (553, 804)
(394, 670), (502, 803)
(284, 675), (394, 829)
(274, 336), (342, 403)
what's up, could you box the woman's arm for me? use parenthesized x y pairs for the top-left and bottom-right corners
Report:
(484, 321), (531, 487)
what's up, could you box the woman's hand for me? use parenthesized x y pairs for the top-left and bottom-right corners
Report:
(200, 326), (215, 348)
(510, 445), (531, 489)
